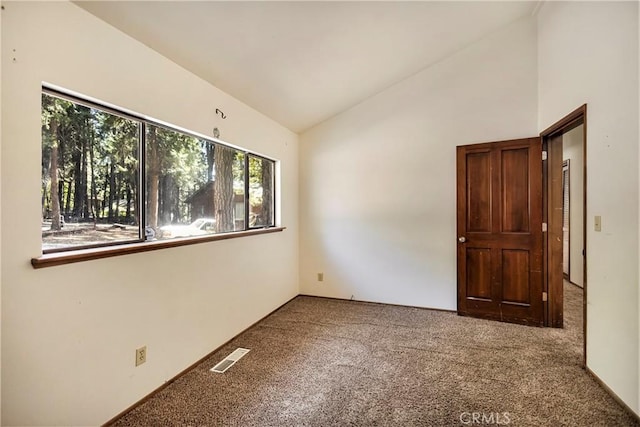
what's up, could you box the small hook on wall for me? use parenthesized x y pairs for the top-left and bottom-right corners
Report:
(215, 108), (226, 119)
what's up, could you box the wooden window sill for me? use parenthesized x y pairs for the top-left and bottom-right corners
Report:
(31, 227), (286, 269)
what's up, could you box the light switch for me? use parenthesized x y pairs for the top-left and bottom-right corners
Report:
(594, 216), (602, 232)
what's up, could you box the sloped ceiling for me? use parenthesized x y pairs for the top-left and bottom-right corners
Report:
(76, 1), (537, 133)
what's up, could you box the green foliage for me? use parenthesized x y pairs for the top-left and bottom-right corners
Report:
(146, 124), (209, 224)
(248, 156), (263, 207)
(42, 93), (139, 223)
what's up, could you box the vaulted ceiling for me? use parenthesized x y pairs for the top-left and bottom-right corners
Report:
(76, 1), (538, 133)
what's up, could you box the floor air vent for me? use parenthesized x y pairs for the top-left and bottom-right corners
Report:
(210, 348), (250, 373)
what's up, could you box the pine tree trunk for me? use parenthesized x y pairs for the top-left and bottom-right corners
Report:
(42, 182), (47, 219)
(81, 120), (89, 220)
(132, 169), (139, 225)
(59, 136), (67, 216)
(89, 126), (97, 223)
(72, 145), (82, 218)
(126, 184), (132, 223)
(213, 145), (235, 232)
(261, 158), (273, 226)
(65, 179), (72, 217)
(147, 127), (160, 230)
(108, 162), (115, 221)
(114, 175), (120, 221)
(50, 118), (62, 231)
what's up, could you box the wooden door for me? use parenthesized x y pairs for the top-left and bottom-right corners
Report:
(456, 137), (544, 326)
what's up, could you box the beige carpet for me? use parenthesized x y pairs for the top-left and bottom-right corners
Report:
(112, 283), (638, 426)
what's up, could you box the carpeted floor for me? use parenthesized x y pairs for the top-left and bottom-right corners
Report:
(112, 283), (638, 426)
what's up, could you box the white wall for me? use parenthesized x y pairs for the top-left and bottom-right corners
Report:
(1, 2), (298, 425)
(299, 17), (538, 309)
(562, 124), (584, 287)
(538, 1), (639, 413)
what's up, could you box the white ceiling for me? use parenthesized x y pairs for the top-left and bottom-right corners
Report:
(76, 1), (537, 133)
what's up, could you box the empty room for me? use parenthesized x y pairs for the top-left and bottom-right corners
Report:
(1, 1), (639, 426)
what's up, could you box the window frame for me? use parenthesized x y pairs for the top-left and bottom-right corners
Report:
(42, 87), (147, 252)
(31, 227), (285, 268)
(38, 85), (280, 262)
(246, 153), (277, 230)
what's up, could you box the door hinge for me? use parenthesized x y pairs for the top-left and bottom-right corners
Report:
(542, 222), (548, 232)
(542, 151), (548, 161)
(542, 292), (548, 302)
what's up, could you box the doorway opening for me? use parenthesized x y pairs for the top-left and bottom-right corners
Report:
(541, 104), (587, 366)
(455, 105), (587, 355)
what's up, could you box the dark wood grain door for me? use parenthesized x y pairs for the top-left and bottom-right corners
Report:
(456, 137), (544, 326)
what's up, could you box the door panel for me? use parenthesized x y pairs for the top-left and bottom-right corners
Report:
(466, 151), (492, 232)
(457, 137), (543, 326)
(502, 249), (530, 304)
(501, 148), (530, 233)
(466, 248), (492, 299)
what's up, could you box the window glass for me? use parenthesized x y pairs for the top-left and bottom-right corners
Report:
(146, 125), (246, 239)
(232, 151), (246, 231)
(248, 155), (275, 228)
(41, 92), (140, 251)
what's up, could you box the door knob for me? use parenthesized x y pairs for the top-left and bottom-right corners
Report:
(458, 236), (466, 243)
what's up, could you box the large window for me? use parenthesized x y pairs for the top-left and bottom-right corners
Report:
(41, 88), (276, 253)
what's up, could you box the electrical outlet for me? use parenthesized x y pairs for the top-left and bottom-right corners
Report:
(135, 346), (147, 366)
(317, 272), (324, 282)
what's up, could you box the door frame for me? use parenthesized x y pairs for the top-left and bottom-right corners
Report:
(540, 104), (587, 366)
(562, 159), (570, 281)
